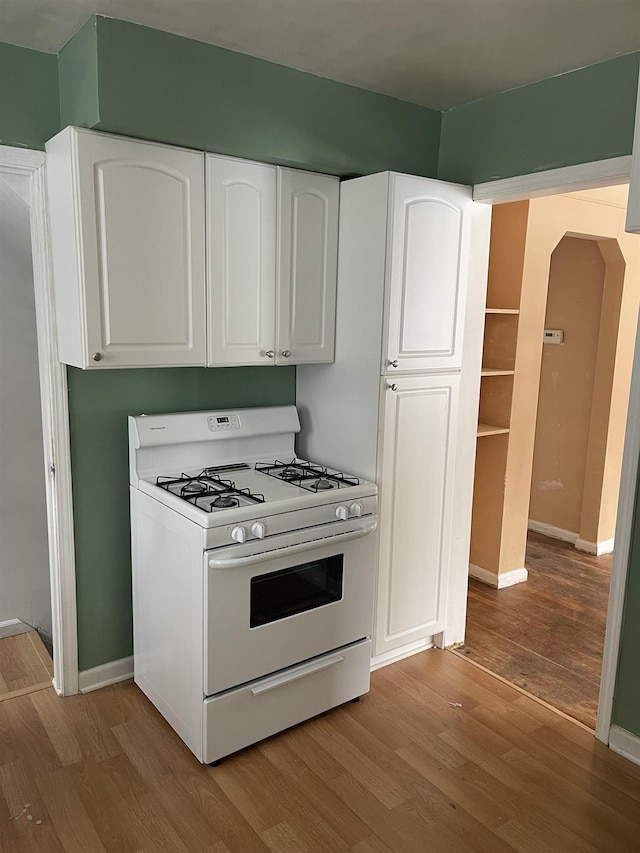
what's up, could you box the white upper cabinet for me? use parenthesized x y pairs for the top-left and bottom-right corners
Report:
(207, 156), (277, 366)
(277, 169), (339, 365)
(46, 127), (206, 369)
(207, 157), (339, 367)
(384, 174), (472, 373)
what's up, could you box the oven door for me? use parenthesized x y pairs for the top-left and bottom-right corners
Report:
(204, 517), (377, 695)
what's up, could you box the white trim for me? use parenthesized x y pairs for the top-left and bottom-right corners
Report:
(609, 725), (640, 767)
(595, 306), (640, 742)
(78, 656), (134, 693)
(469, 564), (529, 588)
(0, 619), (33, 640)
(473, 156), (632, 204)
(575, 537), (615, 556)
(0, 145), (79, 697)
(528, 519), (578, 544)
(370, 637), (434, 671)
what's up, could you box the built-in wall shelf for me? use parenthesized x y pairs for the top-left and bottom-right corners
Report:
(481, 367), (515, 376)
(477, 422), (510, 437)
(485, 308), (520, 315)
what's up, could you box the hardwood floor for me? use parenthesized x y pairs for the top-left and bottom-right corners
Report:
(2, 647), (640, 852)
(0, 630), (54, 702)
(460, 531), (611, 728)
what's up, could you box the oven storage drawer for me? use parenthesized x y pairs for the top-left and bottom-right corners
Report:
(202, 639), (371, 764)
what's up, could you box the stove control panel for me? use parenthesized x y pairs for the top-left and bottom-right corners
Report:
(208, 414), (241, 432)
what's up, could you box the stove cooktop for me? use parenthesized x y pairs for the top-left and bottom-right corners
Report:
(154, 459), (362, 513)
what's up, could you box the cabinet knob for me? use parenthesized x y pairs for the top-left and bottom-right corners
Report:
(92, 352), (103, 362)
(265, 350), (275, 359)
(389, 359), (399, 368)
(281, 350), (291, 358)
(388, 383), (398, 391)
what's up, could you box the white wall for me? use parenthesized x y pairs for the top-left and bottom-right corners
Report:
(0, 179), (51, 640)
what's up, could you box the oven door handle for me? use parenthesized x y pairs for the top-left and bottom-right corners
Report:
(207, 520), (377, 569)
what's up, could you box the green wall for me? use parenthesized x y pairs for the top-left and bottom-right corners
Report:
(67, 367), (295, 669)
(439, 53), (640, 185)
(0, 43), (60, 149)
(91, 17), (441, 178)
(58, 17), (100, 130)
(613, 501), (640, 735)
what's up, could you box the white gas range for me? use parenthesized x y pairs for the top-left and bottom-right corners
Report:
(129, 405), (378, 764)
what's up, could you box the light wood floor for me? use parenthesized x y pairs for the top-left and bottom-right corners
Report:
(460, 532), (611, 729)
(2, 647), (640, 852)
(0, 629), (54, 702)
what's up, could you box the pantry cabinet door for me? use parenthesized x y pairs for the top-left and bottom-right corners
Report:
(207, 156), (277, 366)
(374, 373), (460, 658)
(277, 169), (339, 365)
(59, 128), (206, 368)
(384, 174), (473, 373)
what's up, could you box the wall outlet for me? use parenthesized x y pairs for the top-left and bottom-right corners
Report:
(543, 329), (564, 345)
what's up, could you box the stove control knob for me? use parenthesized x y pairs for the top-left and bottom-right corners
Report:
(231, 525), (247, 544)
(335, 505), (349, 521)
(251, 521), (266, 539)
(349, 502), (363, 518)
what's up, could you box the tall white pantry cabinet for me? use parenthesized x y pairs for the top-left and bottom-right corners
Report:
(297, 171), (491, 668)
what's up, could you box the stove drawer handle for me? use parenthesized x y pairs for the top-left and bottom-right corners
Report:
(250, 653), (345, 696)
(208, 520), (377, 569)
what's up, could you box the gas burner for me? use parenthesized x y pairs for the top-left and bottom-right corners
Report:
(182, 480), (208, 496)
(311, 478), (335, 491)
(280, 466), (305, 480)
(211, 495), (239, 509)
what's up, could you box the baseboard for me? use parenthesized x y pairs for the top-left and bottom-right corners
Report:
(0, 619), (33, 640)
(528, 520), (578, 544)
(609, 725), (640, 767)
(370, 637), (434, 671)
(469, 564), (528, 588)
(78, 656), (134, 694)
(575, 537), (615, 556)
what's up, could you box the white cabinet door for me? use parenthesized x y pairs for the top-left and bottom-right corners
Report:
(384, 174), (472, 373)
(46, 127), (206, 368)
(206, 156), (277, 366)
(374, 373), (460, 658)
(277, 169), (339, 365)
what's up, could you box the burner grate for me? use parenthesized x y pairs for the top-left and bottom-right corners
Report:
(255, 460), (359, 492)
(156, 470), (265, 511)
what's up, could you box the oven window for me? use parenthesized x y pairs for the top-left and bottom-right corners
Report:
(250, 556), (343, 628)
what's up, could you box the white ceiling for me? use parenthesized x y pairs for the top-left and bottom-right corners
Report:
(2, 0), (640, 110)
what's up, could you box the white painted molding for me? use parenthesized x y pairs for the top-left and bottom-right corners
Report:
(575, 537), (615, 556)
(370, 637), (434, 671)
(0, 146), (79, 697)
(596, 306), (640, 743)
(79, 656), (134, 693)
(473, 156), (632, 204)
(469, 564), (528, 588)
(609, 725), (640, 767)
(528, 519), (578, 544)
(0, 619), (33, 640)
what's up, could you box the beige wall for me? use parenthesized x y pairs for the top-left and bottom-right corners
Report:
(471, 184), (640, 581)
(529, 237), (605, 534)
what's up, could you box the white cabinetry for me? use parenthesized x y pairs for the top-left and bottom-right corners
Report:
(385, 174), (471, 373)
(297, 171), (491, 667)
(207, 155), (338, 367)
(46, 127), (206, 368)
(375, 374), (459, 657)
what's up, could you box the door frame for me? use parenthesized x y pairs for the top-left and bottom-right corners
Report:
(0, 145), (78, 695)
(472, 154), (634, 745)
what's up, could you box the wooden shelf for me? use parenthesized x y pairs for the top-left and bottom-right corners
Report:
(485, 308), (519, 315)
(477, 422), (510, 437)
(481, 367), (515, 376)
